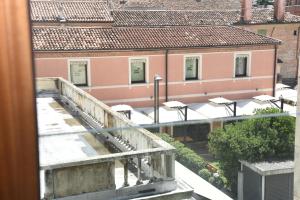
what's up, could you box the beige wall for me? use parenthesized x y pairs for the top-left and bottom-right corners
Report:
(241, 23), (300, 84)
(34, 46), (275, 107)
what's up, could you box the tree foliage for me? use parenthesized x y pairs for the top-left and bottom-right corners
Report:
(158, 133), (226, 189)
(208, 108), (295, 193)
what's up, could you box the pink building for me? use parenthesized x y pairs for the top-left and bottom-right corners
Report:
(33, 26), (280, 107)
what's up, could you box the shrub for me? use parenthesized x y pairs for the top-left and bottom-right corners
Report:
(208, 108), (295, 194)
(157, 133), (226, 189)
(198, 168), (211, 181)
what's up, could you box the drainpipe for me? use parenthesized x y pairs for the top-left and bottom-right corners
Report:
(165, 49), (169, 102)
(273, 45), (278, 97)
(296, 26), (300, 85)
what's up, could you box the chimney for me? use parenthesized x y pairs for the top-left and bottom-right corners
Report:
(240, 0), (252, 23)
(274, 0), (286, 22)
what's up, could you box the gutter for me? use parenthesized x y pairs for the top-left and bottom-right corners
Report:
(33, 43), (280, 53)
(273, 45), (278, 97)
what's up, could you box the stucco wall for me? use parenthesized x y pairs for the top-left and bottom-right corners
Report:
(241, 23), (300, 85)
(46, 162), (115, 199)
(34, 46), (275, 107)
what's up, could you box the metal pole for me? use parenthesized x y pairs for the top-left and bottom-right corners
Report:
(184, 106), (188, 121)
(154, 79), (157, 123)
(157, 80), (160, 123)
(234, 102), (237, 117)
(154, 75), (162, 124)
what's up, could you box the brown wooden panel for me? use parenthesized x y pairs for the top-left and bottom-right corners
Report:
(0, 0), (39, 200)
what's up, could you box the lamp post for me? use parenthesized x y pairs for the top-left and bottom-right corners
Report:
(154, 75), (162, 124)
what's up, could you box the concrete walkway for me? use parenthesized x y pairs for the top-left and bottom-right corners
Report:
(175, 161), (233, 200)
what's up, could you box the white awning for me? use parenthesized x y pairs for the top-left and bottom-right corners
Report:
(209, 97), (233, 104)
(253, 95), (277, 102)
(163, 101), (187, 108)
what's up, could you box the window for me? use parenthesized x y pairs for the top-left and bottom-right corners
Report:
(257, 29), (267, 36)
(294, 30), (297, 36)
(235, 54), (249, 77)
(69, 60), (88, 86)
(130, 58), (146, 84)
(185, 56), (199, 80)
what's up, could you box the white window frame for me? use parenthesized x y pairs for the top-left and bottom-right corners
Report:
(128, 57), (149, 85)
(183, 54), (202, 81)
(68, 58), (91, 87)
(233, 52), (251, 78)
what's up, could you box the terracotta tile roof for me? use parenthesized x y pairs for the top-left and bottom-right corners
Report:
(113, 9), (300, 27)
(32, 26), (280, 51)
(110, 0), (241, 10)
(30, 0), (113, 22)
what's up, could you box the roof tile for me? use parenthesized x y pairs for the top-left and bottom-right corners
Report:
(30, 0), (113, 22)
(32, 26), (281, 51)
(113, 9), (300, 27)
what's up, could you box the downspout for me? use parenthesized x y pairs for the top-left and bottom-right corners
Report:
(165, 49), (169, 102)
(273, 45), (278, 97)
(296, 26), (300, 84)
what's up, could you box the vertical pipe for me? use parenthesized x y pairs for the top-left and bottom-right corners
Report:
(136, 157), (142, 185)
(262, 175), (265, 200)
(273, 45), (278, 97)
(233, 102), (237, 117)
(296, 27), (300, 85)
(280, 98), (284, 112)
(123, 160), (129, 187)
(157, 80), (160, 123)
(154, 79), (157, 123)
(165, 49), (169, 102)
(184, 106), (188, 121)
(128, 110), (131, 120)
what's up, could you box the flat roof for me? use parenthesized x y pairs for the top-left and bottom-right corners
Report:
(37, 98), (111, 167)
(240, 160), (294, 176)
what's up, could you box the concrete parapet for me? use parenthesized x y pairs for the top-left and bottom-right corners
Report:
(36, 77), (178, 200)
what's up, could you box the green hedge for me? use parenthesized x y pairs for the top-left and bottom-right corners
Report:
(157, 133), (226, 189)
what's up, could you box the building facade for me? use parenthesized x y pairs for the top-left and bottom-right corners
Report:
(33, 26), (279, 107)
(112, 1), (300, 86)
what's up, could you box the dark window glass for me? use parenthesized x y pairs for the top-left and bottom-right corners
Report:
(131, 59), (146, 83)
(70, 61), (88, 86)
(185, 57), (199, 80)
(235, 55), (248, 77)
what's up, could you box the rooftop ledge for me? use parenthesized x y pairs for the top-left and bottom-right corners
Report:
(36, 77), (181, 200)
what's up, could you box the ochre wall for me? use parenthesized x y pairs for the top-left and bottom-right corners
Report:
(241, 23), (300, 84)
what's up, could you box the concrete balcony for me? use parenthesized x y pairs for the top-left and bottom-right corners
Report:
(36, 77), (193, 200)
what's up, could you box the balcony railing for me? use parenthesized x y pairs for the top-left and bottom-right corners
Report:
(36, 77), (176, 199)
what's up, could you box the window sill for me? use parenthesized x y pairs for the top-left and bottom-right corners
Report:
(233, 76), (251, 80)
(183, 79), (202, 84)
(129, 82), (148, 87)
(185, 79), (200, 82)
